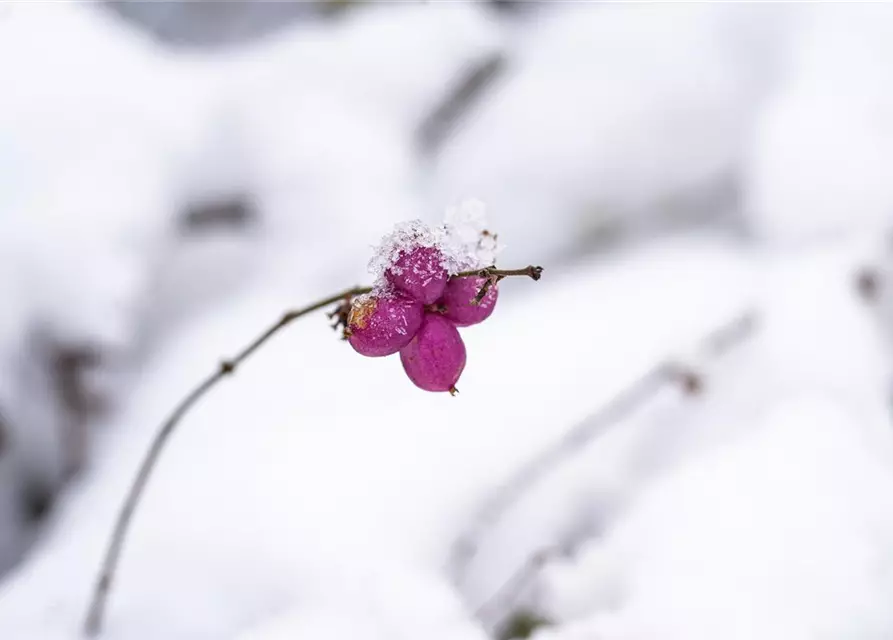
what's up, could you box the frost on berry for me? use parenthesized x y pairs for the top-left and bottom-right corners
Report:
(368, 200), (503, 293)
(441, 198), (501, 271)
(400, 314), (467, 393)
(347, 291), (423, 357)
(386, 245), (449, 304)
(440, 276), (498, 327)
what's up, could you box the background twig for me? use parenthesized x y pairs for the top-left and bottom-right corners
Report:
(416, 51), (507, 156)
(448, 311), (758, 607)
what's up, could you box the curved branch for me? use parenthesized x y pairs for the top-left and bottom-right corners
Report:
(82, 285), (370, 637)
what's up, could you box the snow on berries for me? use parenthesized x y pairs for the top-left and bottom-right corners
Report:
(400, 314), (466, 394)
(344, 200), (537, 394)
(386, 245), (449, 304)
(366, 199), (501, 289)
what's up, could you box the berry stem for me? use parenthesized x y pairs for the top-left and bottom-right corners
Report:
(455, 265), (544, 281)
(473, 276), (499, 306)
(82, 285), (370, 638)
(454, 265), (543, 306)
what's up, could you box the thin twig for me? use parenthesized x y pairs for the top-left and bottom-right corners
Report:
(448, 311), (758, 599)
(416, 51), (507, 155)
(455, 266), (543, 281)
(83, 265), (544, 637)
(475, 547), (556, 623)
(454, 266), (543, 305)
(82, 285), (370, 637)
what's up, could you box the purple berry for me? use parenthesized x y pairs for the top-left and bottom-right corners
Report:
(400, 314), (466, 393)
(386, 245), (449, 304)
(347, 291), (423, 357)
(439, 276), (498, 327)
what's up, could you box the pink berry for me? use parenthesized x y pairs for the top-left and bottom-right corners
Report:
(440, 276), (498, 327)
(386, 246), (448, 304)
(400, 314), (466, 393)
(347, 292), (423, 357)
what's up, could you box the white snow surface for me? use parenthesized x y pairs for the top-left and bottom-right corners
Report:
(4, 3), (893, 640)
(743, 4), (893, 244)
(3, 233), (893, 640)
(537, 395), (893, 640)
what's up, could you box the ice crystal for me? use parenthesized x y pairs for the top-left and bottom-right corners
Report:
(367, 199), (503, 293)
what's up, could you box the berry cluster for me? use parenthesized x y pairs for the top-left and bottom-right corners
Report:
(346, 244), (499, 394)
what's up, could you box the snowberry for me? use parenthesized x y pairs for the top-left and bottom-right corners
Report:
(439, 276), (498, 327)
(386, 246), (449, 305)
(400, 314), (466, 393)
(347, 291), (423, 357)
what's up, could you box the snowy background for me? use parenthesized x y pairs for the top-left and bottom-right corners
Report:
(2, 2), (893, 639)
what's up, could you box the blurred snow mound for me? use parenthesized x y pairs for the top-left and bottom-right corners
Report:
(435, 3), (786, 263)
(744, 4), (893, 243)
(0, 2), (196, 573)
(454, 240), (893, 637)
(541, 395), (893, 640)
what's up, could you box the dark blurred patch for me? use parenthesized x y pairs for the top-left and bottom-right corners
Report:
(24, 328), (109, 480)
(52, 345), (104, 420)
(568, 172), (745, 266)
(0, 409), (7, 458)
(856, 267), (879, 302)
(46, 342), (106, 479)
(317, 0), (355, 18)
(490, 0), (531, 12)
(18, 479), (54, 525)
(497, 610), (552, 640)
(416, 52), (507, 156)
(104, 1), (529, 47)
(103, 1), (322, 48)
(179, 195), (258, 236)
